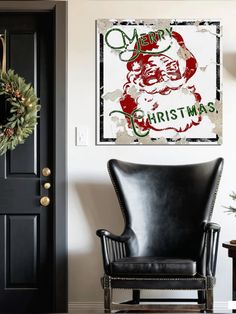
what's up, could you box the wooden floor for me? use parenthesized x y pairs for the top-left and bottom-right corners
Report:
(66, 306), (232, 313)
(65, 306), (233, 313)
(65, 309), (232, 314)
(66, 310), (233, 313)
(66, 309), (232, 314)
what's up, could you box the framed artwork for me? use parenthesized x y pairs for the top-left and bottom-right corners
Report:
(96, 19), (222, 145)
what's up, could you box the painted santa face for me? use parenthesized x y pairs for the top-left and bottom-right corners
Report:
(128, 54), (184, 95)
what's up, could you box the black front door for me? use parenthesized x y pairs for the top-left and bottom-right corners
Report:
(0, 13), (54, 313)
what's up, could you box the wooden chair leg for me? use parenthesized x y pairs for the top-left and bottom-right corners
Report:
(206, 289), (213, 312)
(132, 289), (140, 304)
(198, 290), (205, 304)
(104, 287), (112, 313)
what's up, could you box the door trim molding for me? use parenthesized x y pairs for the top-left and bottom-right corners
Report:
(0, 2), (68, 313)
(53, 2), (68, 313)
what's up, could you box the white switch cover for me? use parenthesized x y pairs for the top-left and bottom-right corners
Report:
(75, 126), (89, 146)
(228, 301), (236, 309)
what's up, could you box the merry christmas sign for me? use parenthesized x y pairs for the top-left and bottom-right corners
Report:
(96, 19), (222, 145)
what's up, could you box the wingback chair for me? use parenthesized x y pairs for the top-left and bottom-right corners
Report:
(97, 158), (223, 313)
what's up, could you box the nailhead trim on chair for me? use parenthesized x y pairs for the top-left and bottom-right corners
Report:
(107, 164), (127, 224)
(102, 274), (211, 290)
(208, 164), (223, 219)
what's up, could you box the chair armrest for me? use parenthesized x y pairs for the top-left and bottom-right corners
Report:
(204, 222), (221, 232)
(96, 229), (129, 242)
(204, 222), (221, 277)
(96, 229), (129, 274)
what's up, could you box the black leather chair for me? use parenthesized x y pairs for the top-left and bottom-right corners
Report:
(97, 158), (223, 313)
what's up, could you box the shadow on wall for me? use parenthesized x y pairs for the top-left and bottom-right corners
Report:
(71, 181), (124, 301)
(76, 181), (124, 235)
(224, 52), (236, 78)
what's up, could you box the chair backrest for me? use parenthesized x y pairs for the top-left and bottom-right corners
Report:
(108, 158), (223, 260)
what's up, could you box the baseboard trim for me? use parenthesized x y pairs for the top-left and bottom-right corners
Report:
(69, 302), (103, 313)
(214, 301), (230, 312)
(68, 301), (229, 313)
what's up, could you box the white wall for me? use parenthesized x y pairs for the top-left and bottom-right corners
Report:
(68, 0), (236, 307)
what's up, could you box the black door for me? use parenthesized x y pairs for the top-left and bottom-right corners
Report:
(0, 13), (54, 313)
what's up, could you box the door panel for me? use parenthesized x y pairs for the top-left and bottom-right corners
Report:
(8, 131), (38, 175)
(0, 13), (53, 313)
(8, 30), (38, 176)
(6, 215), (38, 288)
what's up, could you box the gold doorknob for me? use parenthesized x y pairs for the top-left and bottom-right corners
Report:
(42, 167), (51, 177)
(43, 182), (51, 190)
(40, 196), (50, 206)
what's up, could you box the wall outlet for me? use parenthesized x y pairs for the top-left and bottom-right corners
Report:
(75, 126), (89, 146)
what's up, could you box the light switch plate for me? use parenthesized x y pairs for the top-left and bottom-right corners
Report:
(75, 126), (89, 146)
(228, 301), (236, 309)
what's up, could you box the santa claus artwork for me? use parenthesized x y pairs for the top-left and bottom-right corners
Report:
(97, 20), (221, 144)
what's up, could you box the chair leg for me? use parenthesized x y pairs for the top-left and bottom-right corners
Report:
(198, 290), (205, 304)
(206, 289), (213, 312)
(132, 289), (140, 304)
(104, 287), (112, 313)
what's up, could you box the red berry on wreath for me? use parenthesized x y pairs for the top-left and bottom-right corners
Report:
(14, 90), (21, 98)
(4, 128), (14, 138)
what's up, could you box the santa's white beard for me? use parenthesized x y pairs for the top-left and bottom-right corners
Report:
(128, 86), (201, 136)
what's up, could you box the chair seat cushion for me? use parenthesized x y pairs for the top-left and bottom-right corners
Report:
(110, 257), (197, 277)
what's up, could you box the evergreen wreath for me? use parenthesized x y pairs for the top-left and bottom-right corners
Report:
(0, 69), (40, 155)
